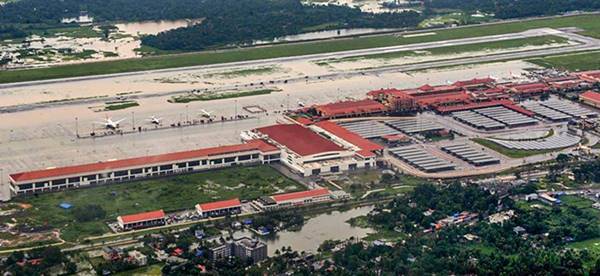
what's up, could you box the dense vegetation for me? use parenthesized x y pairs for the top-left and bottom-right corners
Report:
(141, 0), (422, 51)
(425, 0), (600, 19)
(254, 183), (600, 275)
(0, 0), (206, 24)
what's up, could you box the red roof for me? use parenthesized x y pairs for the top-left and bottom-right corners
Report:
(9, 139), (278, 183)
(506, 82), (550, 93)
(314, 120), (383, 155)
(314, 99), (386, 117)
(294, 117), (314, 125)
(452, 77), (495, 87)
(119, 209), (165, 224)
(255, 124), (345, 156)
(367, 88), (415, 99)
(414, 91), (472, 107)
(580, 91), (600, 104)
(196, 198), (241, 212)
(272, 188), (330, 202)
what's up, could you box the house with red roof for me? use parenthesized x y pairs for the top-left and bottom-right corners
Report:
(195, 198), (242, 218)
(8, 139), (281, 196)
(580, 91), (600, 109)
(254, 124), (373, 177)
(117, 209), (166, 231)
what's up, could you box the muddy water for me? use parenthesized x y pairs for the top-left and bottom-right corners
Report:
(254, 28), (396, 45)
(115, 19), (202, 36)
(232, 205), (375, 255)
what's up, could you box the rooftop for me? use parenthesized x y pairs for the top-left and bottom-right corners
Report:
(314, 99), (386, 117)
(10, 140), (278, 183)
(272, 188), (331, 203)
(196, 198), (241, 212)
(314, 120), (383, 155)
(452, 77), (496, 87)
(119, 209), (165, 224)
(580, 90), (600, 103)
(255, 124), (345, 156)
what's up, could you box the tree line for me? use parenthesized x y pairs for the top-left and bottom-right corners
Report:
(141, 0), (423, 51)
(424, 0), (600, 19)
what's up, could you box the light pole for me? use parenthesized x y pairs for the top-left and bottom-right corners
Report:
(75, 117), (79, 138)
(234, 100), (238, 119)
(185, 105), (189, 123)
(131, 111), (135, 131)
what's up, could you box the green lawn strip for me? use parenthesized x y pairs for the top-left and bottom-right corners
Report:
(205, 66), (277, 78)
(332, 35), (568, 63)
(471, 138), (557, 158)
(105, 101), (139, 111)
(14, 166), (304, 242)
(568, 237), (600, 253)
(30, 25), (103, 39)
(1, 14), (598, 84)
(114, 263), (163, 276)
(528, 50), (600, 71)
(169, 89), (275, 103)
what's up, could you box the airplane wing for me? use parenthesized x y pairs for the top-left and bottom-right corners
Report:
(115, 118), (126, 124)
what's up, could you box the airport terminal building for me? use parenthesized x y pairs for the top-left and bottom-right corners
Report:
(252, 124), (378, 177)
(8, 140), (281, 196)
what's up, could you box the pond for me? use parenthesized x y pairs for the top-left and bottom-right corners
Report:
(233, 205), (375, 255)
(115, 19), (203, 36)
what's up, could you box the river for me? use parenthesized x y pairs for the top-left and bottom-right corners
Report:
(232, 205), (375, 255)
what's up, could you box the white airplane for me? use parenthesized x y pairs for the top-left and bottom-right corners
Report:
(148, 116), (162, 125)
(95, 117), (125, 130)
(199, 109), (213, 118)
(297, 101), (305, 107)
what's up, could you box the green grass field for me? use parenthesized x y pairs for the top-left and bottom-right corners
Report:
(471, 138), (557, 158)
(169, 89), (276, 103)
(528, 51), (600, 71)
(323, 35), (568, 64)
(104, 101), (139, 111)
(0, 14), (598, 84)
(13, 166), (304, 242)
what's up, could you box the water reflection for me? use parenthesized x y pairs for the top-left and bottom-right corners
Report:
(233, 205), (375, 255)
(254, 28), (395, 45)
(115, 19), (203, 36)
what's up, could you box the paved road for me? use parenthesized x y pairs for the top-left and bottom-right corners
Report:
(0, 28), (590, 90)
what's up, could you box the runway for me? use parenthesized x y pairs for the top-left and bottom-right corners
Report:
(1, 26), (599, 201)
(0, 27), (586, 90)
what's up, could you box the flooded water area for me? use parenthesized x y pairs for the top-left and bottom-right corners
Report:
(233, 205), (375, 255)
(0, 19), (201, 67)
(253, 28), (396, 45)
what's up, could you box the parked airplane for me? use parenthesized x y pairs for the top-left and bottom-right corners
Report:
(148, 116), (162, 125)
(95, 117), (125, 130)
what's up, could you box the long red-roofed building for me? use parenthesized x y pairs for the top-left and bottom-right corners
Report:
(504, 82), (551, 99)
(580, 91), (600, 108)
(9, 139), (281, 196)
(575, 70), (600, 83)
(254, 124), (375, 176)
(117, 209), (166, 230)
(312, 99), (387, 119)
(255, 188), (332, 210)
(196, 198), (242, 218)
